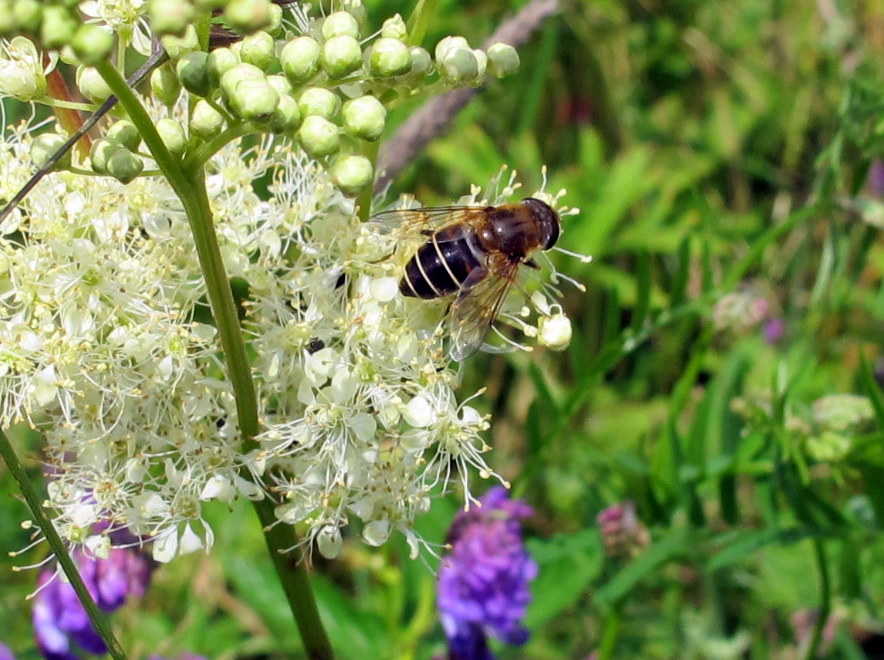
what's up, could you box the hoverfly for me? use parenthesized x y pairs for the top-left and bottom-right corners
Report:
(367, 197), (562, 361)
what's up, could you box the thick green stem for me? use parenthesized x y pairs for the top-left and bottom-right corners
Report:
(253, 498), (334, 660)
(94, 59), (333, 656)
(356, 139), (380, 222)
(597, 605), (623, 660)
(0, 428), (126, 660)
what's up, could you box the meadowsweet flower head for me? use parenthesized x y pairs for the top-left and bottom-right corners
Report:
(0, 3), (573, 563)
(436, 487), (537, 660)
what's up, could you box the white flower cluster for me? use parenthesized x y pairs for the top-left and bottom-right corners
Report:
(0, 1), (580, 563)
(0, 111), (514, 559)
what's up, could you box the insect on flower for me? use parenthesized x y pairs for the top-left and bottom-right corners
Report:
(366, 197), (568, 361)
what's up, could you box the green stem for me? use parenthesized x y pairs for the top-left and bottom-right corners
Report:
(93, 61), (183, 186)
(253, 498), (334, 660)
(356, 140), (380, 222)
(597, 605), (623, 660)
(0, 428), (126, 660)
(183, 122), (256, 172)
(804, 539), (831, 660)
(178, 171), (261, 443)
(95, 58), (333, 657)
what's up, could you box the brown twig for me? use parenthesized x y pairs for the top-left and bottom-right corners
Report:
(375, 0), (560, 191)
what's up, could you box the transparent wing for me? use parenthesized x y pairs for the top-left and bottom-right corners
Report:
(364, 206), (488, 243)
(449, 252), (520, 361)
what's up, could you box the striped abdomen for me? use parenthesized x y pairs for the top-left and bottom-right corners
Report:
(400, 226), (484, 299)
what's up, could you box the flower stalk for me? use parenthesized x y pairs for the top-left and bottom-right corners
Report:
(94, 52), (329, 655)
(0, 427), (126, 660)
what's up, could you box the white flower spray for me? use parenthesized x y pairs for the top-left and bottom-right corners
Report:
(0, 0), (581, 565)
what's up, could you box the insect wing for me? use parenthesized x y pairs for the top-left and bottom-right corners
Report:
(449, 252), (520, 361)
(365, 206), (486, 243)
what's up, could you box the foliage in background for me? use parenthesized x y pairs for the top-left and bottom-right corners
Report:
(2, 0), (884, 658)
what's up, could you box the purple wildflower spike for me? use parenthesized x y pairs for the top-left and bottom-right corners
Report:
(33, 546), (153, 660)
(437, 486), (538, 660)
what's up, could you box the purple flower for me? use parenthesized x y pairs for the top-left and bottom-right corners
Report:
(0, 643), (16, 660)
(596, 501), (650, 559)
(763, 318), (784, 345)
(33, 545), (153, 660)
(437, 487), (538, 660)
(869, 159), (884, 197)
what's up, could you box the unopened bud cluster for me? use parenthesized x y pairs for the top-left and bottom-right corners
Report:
(0, 0), (521, 195)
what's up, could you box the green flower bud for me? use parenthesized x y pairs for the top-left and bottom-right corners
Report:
(267, 3), (283, 37)
(320, 34), (362, 79)
(298, 87), (340, 120)
(176, 50), (210, 97)
(156, 117), (187, 156)
(230, 78), (279, 120)
(434, 36), (470, 62)
(368, 37), (411, 77)
(297, 115), (340, 158)
(39, 5), (77, 49)
(380, 14), (407, 41)
(266, 73), (292, 96)
(487, 42), (519, 77)
(70, 24), (114, 66)
(265, 92), (300, 133)
(0, 38), (46, 100)
(106, 120), (141, 151)
(76, 66), (113, 103)
(30, 133), (70, 169)
(219, 61), (264, 100)
(280, 36), (320, 84)
(106, 147), (144, 184)
(341, 95), (385, 141)
(160, 24), (199, 59)
(409, 46), (431, 76)
(150, 61), (181, 104)
(146, 0), (194, 36)
(13, 0), (41, 35)
(438, 44), (478, 82)
(240, 30), (275, 70)
(207, 47), (239, 86)
(224, 0), (272, 35)
(190, 99), (225, 139)
(321, 11), (359, 40)
(473, 48), (487, 79)
(90, 137), (124, 174)
(331, 154), (373, 195)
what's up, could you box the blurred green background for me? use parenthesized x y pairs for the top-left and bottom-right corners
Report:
(3, 0), (884, 657)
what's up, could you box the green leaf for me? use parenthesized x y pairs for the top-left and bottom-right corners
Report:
(525, 529), (603, 626)
(859, 351), (884, 427)
(707, 527), (816, 572)
(593, 528), (691, 606)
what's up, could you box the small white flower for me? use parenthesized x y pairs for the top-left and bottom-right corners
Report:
(538, 312), (573, 351)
